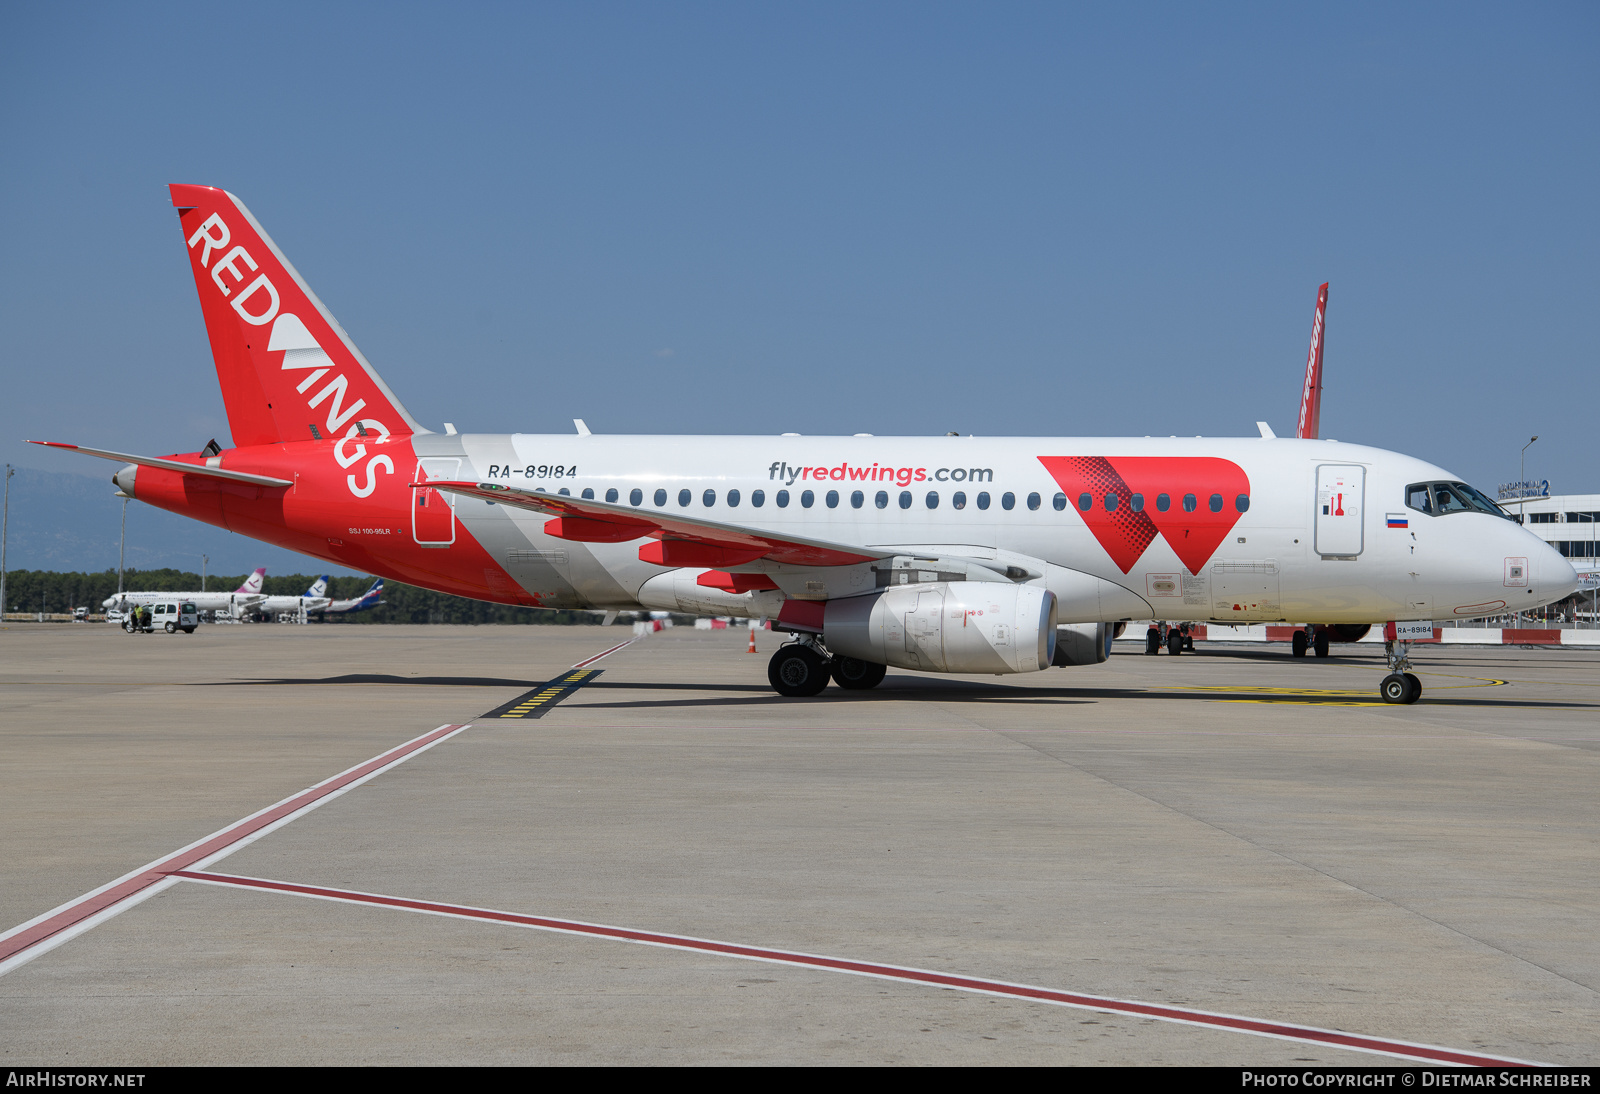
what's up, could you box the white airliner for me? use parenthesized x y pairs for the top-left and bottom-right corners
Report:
(256, 576), (332, 618)
(317, 578), (384, 615)
(42, 185), (1579, 705)
(104, 567), (267, 615)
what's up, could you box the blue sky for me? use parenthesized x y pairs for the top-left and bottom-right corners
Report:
(1, 3), (1595, 571)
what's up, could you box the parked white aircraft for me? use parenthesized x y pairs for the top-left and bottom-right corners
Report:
(256, 576), (332, 619)
(317, 578), (385, 615)
(104, 567), (267, 616)
(44, 185), (1580, 704)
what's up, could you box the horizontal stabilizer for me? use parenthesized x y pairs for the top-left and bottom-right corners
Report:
(30, 441), (294, 487)
(422, 480), (885, 568)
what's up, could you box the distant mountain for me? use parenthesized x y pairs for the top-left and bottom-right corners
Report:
(1, 466), (363, 575)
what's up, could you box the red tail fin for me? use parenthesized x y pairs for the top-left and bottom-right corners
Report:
(168, 185), (423, 448)
(1295, 283), (1328, 440)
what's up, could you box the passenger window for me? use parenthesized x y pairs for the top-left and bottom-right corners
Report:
(826, 490), (839, 508)
(1156, 493), (1170, 512)
(752, 489), (765, 507)
(1027, 492), (1041, 511)
(581, 488), (594, 500)
(926, 491), (939, 509)
(875, 491), (889, 509)
(776, 490), (789, 507)
(899, 491), (913, 509)
(606, 488), (619, 503)
(653, 488), (667, 506)
(727, 489), (740, 507)
(976, 491), (990, 510)
(703, 489), (716, 507)
(1078, 493), (1092, 511)
(1104, 493), (1118, 512)
(558, 488), (570, 496)
(801, 490), (815, 508)
(851, 490), (864, 509)
(1182, 493), (1197, 513)
(1406, 484), (1433, 514)
(1001, 492), (1015, 510)
(1053, 493), (1066, 511)
(1130, 493), (1144, 512)
(1209, 493), (1223, 513)
(678, 489), (692, 507)
(952, 491), (966, 510)
(1235, 494), (1249, 513)
(630, 488), (643, 506)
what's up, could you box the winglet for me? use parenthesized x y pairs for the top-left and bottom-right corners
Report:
(1295, 283), (1329, 440)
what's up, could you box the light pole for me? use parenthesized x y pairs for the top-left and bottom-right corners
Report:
(1, 464), (12, 619)
(117, 497), (127, 596)
(1520, 436), (1538, 525)
(201, 554), (209, 592)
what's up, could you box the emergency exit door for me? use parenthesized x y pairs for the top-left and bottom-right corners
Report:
(413, 459), (460, 547)
(1315, 464), (1365, 558)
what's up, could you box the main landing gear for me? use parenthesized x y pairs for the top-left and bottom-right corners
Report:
(767, 638), (887, 697)
(1292, 627), (1331, 658)
(1379, 638), (1422, 705)
(1145, 622), (1195, 655)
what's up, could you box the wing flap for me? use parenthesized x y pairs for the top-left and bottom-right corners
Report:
(423, 480), (886, 567)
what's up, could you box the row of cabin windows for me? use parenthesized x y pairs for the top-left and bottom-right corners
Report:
(550, 485), (1250, 514)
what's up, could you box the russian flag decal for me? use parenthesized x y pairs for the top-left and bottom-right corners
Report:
(1387, 513), (1409, 529)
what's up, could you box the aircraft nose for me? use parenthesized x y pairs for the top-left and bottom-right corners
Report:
(1535, 542), (1581, 605)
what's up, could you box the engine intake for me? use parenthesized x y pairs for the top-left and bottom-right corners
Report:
(823, 582), (1057, 675)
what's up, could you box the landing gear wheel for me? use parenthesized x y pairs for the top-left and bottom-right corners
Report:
(1145, 627), (1161, 655)
(1291, 629), (1308, 657)
(1403, 672), (1422, 704)
(1166, 628), (1183, 655)
(768, 644), (830, 697)
(1313, 630), (1330, 658)
(1380, 673), (1411, 703)
(164, 622), (176, 634)
(831, 656), (887, 690)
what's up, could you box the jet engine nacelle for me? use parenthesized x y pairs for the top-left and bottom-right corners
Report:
(1052, 622), (1114, 666)
(823, 582), (1057, 675)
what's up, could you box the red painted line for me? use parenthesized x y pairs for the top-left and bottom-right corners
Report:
(170, 870), (1537, 1068)
(0, 724), (469, 970)
(571, 639), (633, 670)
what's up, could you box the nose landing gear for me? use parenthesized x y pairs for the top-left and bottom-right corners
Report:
(1379, 638), (1423, 704)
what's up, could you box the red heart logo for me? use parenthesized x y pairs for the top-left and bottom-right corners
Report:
(1037, 457), (1251, 575)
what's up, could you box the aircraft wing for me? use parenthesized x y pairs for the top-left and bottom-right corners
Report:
(31, 441), (294, 488)
(423, 480), (886, 568)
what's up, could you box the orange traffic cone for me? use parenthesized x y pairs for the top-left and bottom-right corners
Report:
(748, 627), (758, 654)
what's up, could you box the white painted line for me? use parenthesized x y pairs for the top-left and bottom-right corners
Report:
(0, 723), (472, 977)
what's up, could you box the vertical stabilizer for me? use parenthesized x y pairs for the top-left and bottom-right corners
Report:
(1295, 283), (1329, 440)
(168, 185), (424, 448)
(236, 568), (267, 595)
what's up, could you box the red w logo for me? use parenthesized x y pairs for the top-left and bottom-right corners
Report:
(1037, 457), (1251, 575)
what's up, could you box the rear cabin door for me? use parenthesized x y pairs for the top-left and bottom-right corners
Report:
(1314, 464), (1365, 558)
(413, 459), (460, 547)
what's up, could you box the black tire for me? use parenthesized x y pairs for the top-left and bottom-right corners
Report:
(1380, 673), (1409, 703)
(183, 627), (196, 634)
(1166, 628), (1182, 655)
(1145, 628), (1161, 655)
(1403, 672), (1422, 704)
(164, 622), (176, 634)
(1313, 630), (1330, 658)
(768, 644), (830, 697)
(831, 656), (887, 690)
(1291, 629), (1308, 657)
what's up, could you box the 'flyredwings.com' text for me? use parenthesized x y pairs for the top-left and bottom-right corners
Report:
(768, 462), (994, 487)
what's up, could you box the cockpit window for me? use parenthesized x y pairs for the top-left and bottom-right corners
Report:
(1406, 481), (1513, 520)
